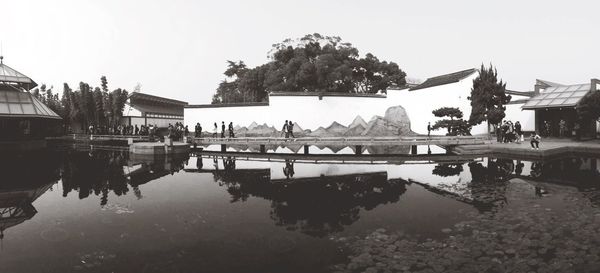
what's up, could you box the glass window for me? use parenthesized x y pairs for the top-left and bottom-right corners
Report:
(566, 85), (579, 91)
(558, 92), (572, 98)
(21, 104), (35, 114)
(18, 92), (31, 102)
(545, 93), (560, 99)
(9, 103), (23, 114)
(6, 91), (19, 102)
(0, 92), (7, 102)
(539, 99), (554, 106)
(0, 103), (9, 113)
(564, 97), (581, 105)
(572, 91), (589, 97)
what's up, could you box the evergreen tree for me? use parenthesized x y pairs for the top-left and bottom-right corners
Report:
(468, 64), (511, 133)
(431, 107), (471, 136)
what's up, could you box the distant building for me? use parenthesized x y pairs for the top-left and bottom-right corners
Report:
(121, 92), (187, 128)
(521, 79), (600, 138)
(0, 56), (62, 150)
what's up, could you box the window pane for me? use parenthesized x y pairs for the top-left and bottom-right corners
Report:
(22, 104), (35, 114)
(564, 97), (581, 105)
(545, 93), (560, 98)
(18, 92), (31, 102)
(0, 103), (9, 113)
(6, 91), (19, 102)
(558, 92), (572, 98)
(9, 103), (23, 114)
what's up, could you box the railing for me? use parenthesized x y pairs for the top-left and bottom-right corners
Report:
(48, 134), (151, 141)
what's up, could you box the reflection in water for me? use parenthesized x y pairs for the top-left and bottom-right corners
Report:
(0, 153), (62, 241)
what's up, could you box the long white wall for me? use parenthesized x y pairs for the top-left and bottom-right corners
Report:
(185, 73), (533, 136)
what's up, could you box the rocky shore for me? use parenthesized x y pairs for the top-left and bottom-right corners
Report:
(330, 179), (600, 273)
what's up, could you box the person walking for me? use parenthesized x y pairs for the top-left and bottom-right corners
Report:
(228, 122), (235, 138)
(288, 120), (295, 139)
(427, 122), (432, 137)
(212, 122), (218, 138)
(281, 120), (288, 138)
(530, 132), (541, 150)
(514, 121), (522, 143)
(221, 121), (226, 138)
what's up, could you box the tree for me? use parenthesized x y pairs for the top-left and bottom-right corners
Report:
(431, 107), (471, 136)
(211, 33), (407, 104)
(577, 91), (600, 123)
(468, 64), (511, 133)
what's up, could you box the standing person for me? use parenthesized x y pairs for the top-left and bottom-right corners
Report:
(514, 121), (522, 143)
(212, 122), (218, 138)
(530, 132), (541, 150)
(134, 125), (139, 135)
(281, 120), (288, 138)
(288, 120), (295, 139)
(544, 121), (551, 137)
(228, 122), (234, 138)
(221, 121), (226, 138)
(427, 122), (432, 137)
(184, 125), (189, 137)
(573, 122), (581, 141)
(559, 119), (566, 137)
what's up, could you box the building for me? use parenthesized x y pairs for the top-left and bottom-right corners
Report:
(522, 79), (600, 138)
(185, 68), (535, 136)
(121, 92), (187, 128)
(0, 56), (62, 150)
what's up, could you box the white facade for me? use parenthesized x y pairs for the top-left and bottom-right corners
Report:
(185, 71), (533, 136)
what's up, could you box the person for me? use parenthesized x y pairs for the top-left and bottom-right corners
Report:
(544, 121), (551, 137)
(195, 123), (201, 138)
(88, 124), (94, 135)
(228, 122), (235, 138)
(530, 132), (541, 150)
(134, 125), (139, 135)
(184, 125), (189, 137)
(288, 120), (295, 138)
(514, 121), (522, 143)
(427, 122), (432, 137)
(559, 119), (566, 137)
(221, 121), (226, 138)
(281, 120), (288, 138)
(573, 122), (581, 141)
(213, 122), (218, 138)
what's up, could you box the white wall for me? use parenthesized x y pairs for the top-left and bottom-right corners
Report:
(505, 103), (536, 132)
(184, 105), (271, 131)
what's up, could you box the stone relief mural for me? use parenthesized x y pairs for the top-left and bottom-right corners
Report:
(200, 105), (412, 138)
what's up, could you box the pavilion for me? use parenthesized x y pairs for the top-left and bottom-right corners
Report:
(522, 79), (600, 138)
(0, 56), (62, 150)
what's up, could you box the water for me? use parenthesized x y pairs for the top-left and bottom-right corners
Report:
(1, 147), (600, 273)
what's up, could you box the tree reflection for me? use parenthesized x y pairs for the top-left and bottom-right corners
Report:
(210, 157), (407, 237)
(60, 150), (189, 205)
(432, 163), (463, 177)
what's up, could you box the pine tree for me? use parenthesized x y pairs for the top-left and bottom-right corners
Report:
(468, 64), (511, 134)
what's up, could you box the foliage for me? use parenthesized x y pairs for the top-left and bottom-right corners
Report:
(432, 163), (464, 177)
(212, 33), (407, 104)
(468, 64), (511, 127)
(431, 107), (471, 136)
(432, 107), (463, 120)
(33, 76), (129, 132)
(577, 91), (600, 122)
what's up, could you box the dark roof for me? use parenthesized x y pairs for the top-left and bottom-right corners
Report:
(128, 92), (188, 106)
(186, 102), (269, 108)
(409, 68), (477, 91)
(269, 91), (386, 98)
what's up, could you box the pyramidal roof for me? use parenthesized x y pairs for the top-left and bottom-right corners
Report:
(0, 57), (37, 88)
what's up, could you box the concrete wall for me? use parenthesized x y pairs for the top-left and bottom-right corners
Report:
(184, 104), (271, 131)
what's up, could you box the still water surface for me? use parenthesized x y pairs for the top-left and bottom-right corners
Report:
(1, 147), (599, 273)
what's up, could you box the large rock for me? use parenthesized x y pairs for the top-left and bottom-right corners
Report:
(361, 106), (412, 136)
(246, 123), (278, 137)
(309, 127), (329, 137)
(344, 124), (366, 136)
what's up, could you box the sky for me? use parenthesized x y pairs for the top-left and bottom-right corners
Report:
(2, 0), (599, 104)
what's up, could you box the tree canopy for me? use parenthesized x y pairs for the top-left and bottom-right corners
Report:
(468, 64), (511, 127)
(212, 33), (407, 104)
(431, 107), (471, 136)
(576, 91), (600, 122)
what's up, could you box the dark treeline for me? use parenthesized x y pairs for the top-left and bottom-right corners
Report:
(31, 76), (129, 133)
(212, 33), (407, 104)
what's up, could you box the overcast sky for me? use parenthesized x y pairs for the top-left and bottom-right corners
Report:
(2, 0), (598, 104)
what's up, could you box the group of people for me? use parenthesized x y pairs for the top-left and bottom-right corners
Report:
(167, 122), (188, 141)
(543, 119), (581, 140)
(281, 120), (295, 138)
(207, 121), (235, 138)
(87, 124), (157, 136)
(497, 120), (523, 143)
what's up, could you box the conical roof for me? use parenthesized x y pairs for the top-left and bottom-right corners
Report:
(0, 91), (61, 119)
(0, 58), (37, 89)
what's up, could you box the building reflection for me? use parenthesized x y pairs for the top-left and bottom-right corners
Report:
(0, 152), (62, 240)
(192, 156), (407, 237)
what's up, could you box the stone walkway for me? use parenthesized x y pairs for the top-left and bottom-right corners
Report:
(453, 139), (600, 159)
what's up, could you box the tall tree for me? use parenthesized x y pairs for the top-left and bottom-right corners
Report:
(468, 64), (511, 133)
(211, 33), (407, 104)
(577, 91), (600, 122)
